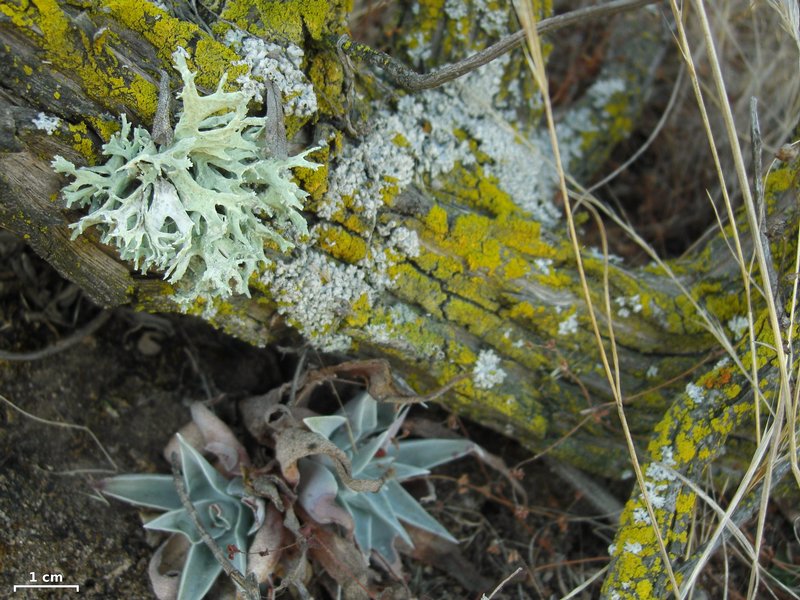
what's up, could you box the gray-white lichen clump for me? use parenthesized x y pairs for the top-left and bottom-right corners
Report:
(52, 48), (321, 304)
(473, 349), (507, 390)
(223, 29), (317, 117)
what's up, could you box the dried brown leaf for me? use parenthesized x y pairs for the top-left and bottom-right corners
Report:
(273, 426), (383, 493)
(308, 526), (375, 600)
(147, 534), (189, 600)
(246, 504), (285, 586)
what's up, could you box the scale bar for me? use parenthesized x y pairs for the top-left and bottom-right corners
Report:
(13, 584), (80, 591)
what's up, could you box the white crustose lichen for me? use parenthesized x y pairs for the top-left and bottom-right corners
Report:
(223, 30), (317, 117)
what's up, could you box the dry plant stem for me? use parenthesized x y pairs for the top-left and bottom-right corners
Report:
(515, 0), (682, 596)
(750, 98), (782, 324)
(690, 2), (793, 598)
(168, 452), (260, 600)
(663, 0), (759, 396)
(672, 452), (799, 584)
(676, 421), (779, 597)
(0, 310), (111, 361)
(584, 64), (685, 195)
(785, 163), (800, 488)
(481, 566), (523, 600)
(0, 392), (118, 470)
(750, 98), (766, 444)
(336, 0), (661, 91)
(561, 566), (609, 599)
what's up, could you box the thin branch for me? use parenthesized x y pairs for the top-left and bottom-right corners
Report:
(334, 0), (661, 91)
(0, 310), (111, 362)
(169, 452), (261, 600)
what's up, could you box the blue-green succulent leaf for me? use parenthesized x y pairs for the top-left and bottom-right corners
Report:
(363, 459), (429, 482)
(303, 415), (347, 440)
(349, 428), (393, 477)
(346, 489), (411, 547)
(99, 474), (182, 511)
(368, 517), (402, 566)
(144, 499), (240, 543)
(177, 541), (223, 600)
(350, 505), (372, 557)
(383, 479), (457, 543)
(334, 392), (377, 447)
(300, 392), (475, 565)
(225, 477), (245, 498)
(376, 402), (402, 430)
(176, 434), (230, 501)
(387, 439), (476, 471)
(145, 507), (202, 543)
(378, 405), (409, 450)
(232, 506), (252, 574)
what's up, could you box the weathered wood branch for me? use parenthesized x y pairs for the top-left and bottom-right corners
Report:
(1, 8), (798, 597)
(4, 1), (800, 597)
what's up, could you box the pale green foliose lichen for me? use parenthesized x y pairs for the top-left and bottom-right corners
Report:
(52, 48), (321, 303)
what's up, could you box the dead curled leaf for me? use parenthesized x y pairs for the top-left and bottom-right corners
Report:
(306, 359), (409, 402)
(147, 534), (190, 600)
(243, 470), (290, 512)
(162, 402), (250, 478)
(263, 359), (413, 408)
(306, 525), (374, 600)
(273, 426), (383, 493)
(246, 504), (285, 587)
(239, 388), (286, 444)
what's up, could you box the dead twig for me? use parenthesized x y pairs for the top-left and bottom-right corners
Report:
(0, 310), (111, 362)
(334, 0), (660, 91)
(169, 452), (261, 600)
(481, 567), (523, 600)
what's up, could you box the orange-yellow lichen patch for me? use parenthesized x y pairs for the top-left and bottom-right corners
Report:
(446, 214), (503, 274)
(425, 204), (449, 238)
(219, 0), (339, 43)
(308, 51), (345, 117)
(503, 256), (529, 279)
(294, 149), (330, 201)
(498, 216), (551, 257)
(702, 367), (733, 389)
(2, 0), (160, 121)
(63, 121), (96, 162)
(508, 300), (540, 322)
(413, 246), (464, 280)
(316, 225), (368, 263)
(87, 115), (121, 143)
(389, 263), (447, 318)
(444, 274), (499, 311)
(343, 293), (371, 328)
(443, 297), (503, 337)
